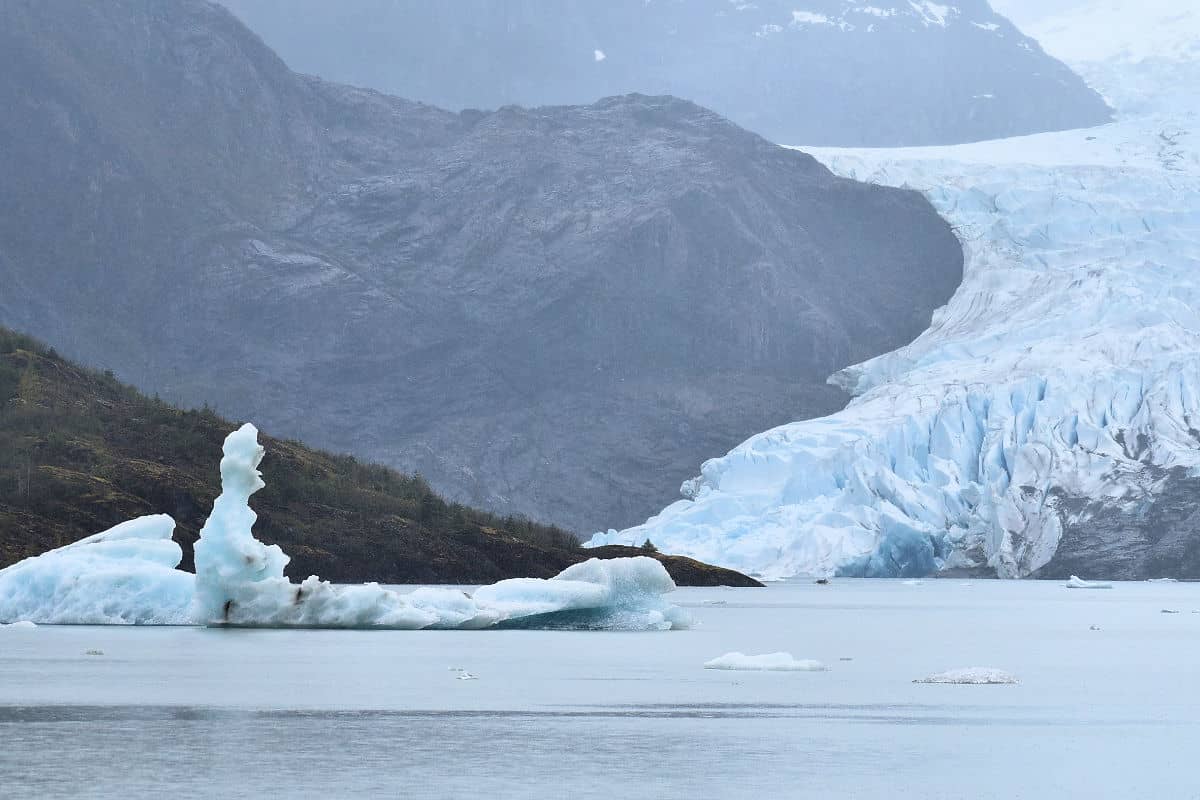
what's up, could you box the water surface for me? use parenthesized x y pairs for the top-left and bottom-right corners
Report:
(2, 579), (1197, 798)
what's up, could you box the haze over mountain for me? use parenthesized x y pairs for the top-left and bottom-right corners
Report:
(0, 0), (963, 536)
(216, 0), (1111, 147)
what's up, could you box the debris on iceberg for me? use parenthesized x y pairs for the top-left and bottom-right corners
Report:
(1066, 576), (1113, 590)
(703, 652), (828, 672)
(914, 668), (1018, 685)
(0, 515), (194, 625)
(0, 424), (689, 631)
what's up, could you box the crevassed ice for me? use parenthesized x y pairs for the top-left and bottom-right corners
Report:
(0, 425), (689, 630)
(588, 48), (1200, 580)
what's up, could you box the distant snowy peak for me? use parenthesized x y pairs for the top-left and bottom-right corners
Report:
(992, 0), (1200, 118)
(1000, 0), (1200, 65)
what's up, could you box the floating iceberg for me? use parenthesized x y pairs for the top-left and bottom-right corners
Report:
(1066, 576), (1113, 590)
(0, 515), (194, 625)
(915, 668), (1018, 685)
(0, 425), (689, 631)
(703, 652), (827, 672)
(0, 620), (37, 630)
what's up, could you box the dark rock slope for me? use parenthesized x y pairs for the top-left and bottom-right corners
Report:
(0, 0), (963, 536)
(1035, 469), (1200, 581)
(218, 0), (1111, 146)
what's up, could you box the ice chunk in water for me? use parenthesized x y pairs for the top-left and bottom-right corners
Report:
(1066, 575), (1113, 589)
(703, 652), (828, 672)
(915, 668), (1018, 684)
(0, 515), (194, 625)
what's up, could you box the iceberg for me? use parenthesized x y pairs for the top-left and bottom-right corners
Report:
(703, 652), (827, 672)
(0, 515), (194, 625)
(915, 668), (1018, 685)
(1066, 576), (1113, 590)
(0, 424), (689, 630)
(588, 38), (1200, 581)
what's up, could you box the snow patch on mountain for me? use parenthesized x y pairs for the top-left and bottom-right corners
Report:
(588, 38), (1200, 580)
(781, 3), (963, 32)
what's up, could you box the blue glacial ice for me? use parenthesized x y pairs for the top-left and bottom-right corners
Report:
(0, 425), (689, 630)
(0, 516), (194, 625)
(588, 41), (1200, 580)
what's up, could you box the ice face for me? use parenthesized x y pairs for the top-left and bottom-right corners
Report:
(0, 516), (194, 625)
(588, 47), (1200, 581)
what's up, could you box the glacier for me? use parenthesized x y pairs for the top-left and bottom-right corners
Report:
(0, 425), (689, 630)
(588, 18), (1200, 580)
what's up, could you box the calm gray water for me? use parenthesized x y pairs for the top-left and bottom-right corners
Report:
(2, 579), (1198, 799)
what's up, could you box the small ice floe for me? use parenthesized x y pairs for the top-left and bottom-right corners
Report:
(1089, 625), (1101, 631)
(839, 657), (854, 662)
(703, 652), (828, 672)
(1161, 609), (1180, 614)
(815, 578), (830, 585)
(914, 668), (1018, 685)
(0, 620), (37, 630)
(902, 580), (924, 586)
(456, 671), (479, 681)
(1066, 576), (1112, 589)
(84, 649), (105, 656)
(1148, 578), (1179, 583)
(702, 600), (728, 606)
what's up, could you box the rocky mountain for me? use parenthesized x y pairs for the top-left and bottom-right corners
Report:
(0, 0), (963, 537)
(591, 2), (1200, 580)
(217, 0), (1111, 147)
(0, 326), (759, 587)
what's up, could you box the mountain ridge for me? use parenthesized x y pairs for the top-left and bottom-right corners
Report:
(217, 0), (1112, 147)
(0, 0), (964, 536)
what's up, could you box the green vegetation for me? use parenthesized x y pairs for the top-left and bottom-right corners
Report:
(0, 326), (579, 582)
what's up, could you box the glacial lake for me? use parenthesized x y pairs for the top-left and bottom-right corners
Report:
(2, 578), (1198, 799)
